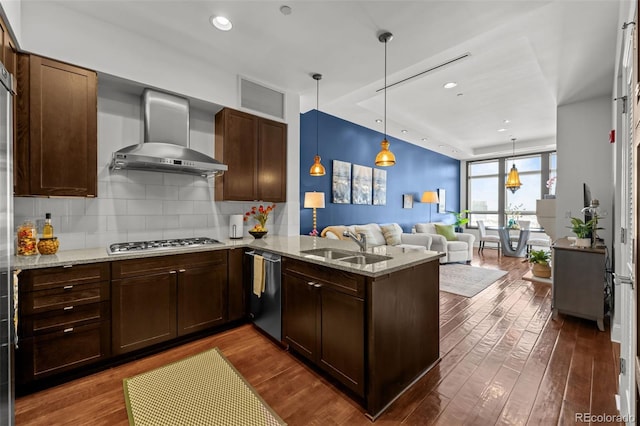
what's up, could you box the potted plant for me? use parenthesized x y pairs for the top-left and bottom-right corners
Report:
(447, 209), (470, 232)
(528, 249), (551, 278)
(568, 217), (599, 248)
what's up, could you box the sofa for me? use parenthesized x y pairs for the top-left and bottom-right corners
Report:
(320, 223), (432, 252)
(412, 222), (475, 263)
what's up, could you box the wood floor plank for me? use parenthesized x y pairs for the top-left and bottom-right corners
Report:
(15, 253), (623, 426)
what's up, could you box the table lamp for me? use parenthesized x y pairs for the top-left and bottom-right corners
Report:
(304, 192), (325, 235)
(421, 191), (439, 222)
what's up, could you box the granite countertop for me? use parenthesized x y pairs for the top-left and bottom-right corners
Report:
(13, 235), (443, 278)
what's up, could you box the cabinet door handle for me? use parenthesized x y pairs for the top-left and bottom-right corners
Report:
(313, 283), (322, 288)
(169, 270), (177, 274)
(63, 327), (74, 333)
(178, 269), (186, 273)
(63, 306), (74, 311)
(307, 281), (315, 287)
(63, 285), (73, 290)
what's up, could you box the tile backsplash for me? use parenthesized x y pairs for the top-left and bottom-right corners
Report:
(13, 84), (289, 251)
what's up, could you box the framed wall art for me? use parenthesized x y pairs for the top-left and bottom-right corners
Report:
(372, 168), (387, 206)
(403, 194), (413, 209)
(437, 188), (446, 213)
(352, 164), (372, 205)
(332, 160), (352, 203)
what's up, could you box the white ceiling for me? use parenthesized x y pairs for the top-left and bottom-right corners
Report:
(35, 0), (626, 160)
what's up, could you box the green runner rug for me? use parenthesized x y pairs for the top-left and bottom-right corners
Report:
(123, 347), (286, 426)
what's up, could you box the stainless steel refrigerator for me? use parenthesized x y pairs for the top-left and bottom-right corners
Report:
(0, 60), (15, 425)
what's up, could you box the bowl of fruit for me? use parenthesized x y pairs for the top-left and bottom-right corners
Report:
(248, 226), (268, 239)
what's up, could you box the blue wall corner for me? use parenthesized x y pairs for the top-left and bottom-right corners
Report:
(299, 110), (461, 235)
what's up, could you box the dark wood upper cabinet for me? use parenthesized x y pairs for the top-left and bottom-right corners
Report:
(215, 107), (287, 202)
(15, 53), (97, 197)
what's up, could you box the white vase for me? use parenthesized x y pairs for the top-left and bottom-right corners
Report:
(574, 238), (591, 248)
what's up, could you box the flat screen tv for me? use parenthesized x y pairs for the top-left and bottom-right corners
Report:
(583, 183), (593, 238)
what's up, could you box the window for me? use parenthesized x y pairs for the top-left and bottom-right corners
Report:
(467, 151), (556, 230)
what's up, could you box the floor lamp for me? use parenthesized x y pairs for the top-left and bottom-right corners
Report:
(421, 191), (439, 222)
(304, 192), (325, 235)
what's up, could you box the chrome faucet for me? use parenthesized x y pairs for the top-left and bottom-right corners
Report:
(343, 231), (367, 252)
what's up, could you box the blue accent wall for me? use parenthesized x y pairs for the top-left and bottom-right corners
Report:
(300, 110), (461, 235)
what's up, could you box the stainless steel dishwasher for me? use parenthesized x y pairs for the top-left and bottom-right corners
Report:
(246, 250), (282, 341)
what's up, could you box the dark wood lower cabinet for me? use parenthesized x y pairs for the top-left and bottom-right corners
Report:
(283, 259), (365, 397)
(17, 249), (245, 391)
(282, 256), (440, 419)
(112, 272), (177, 355)
(177, 262), (227, 336)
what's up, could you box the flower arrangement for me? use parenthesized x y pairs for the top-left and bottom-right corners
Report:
(244, 204), (276, 232)
(505, 203), (524, 229)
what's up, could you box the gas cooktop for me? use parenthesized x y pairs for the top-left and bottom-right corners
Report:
(107, 237), (222, 255)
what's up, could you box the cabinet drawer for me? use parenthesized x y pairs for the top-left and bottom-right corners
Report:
(19, 263), (110, 292)
(17, 320), (110, 382)
(283, 258), (365, 298)
(21, 301), (110, 337)
(112, 250), (227, 279)
(21, 281), (109, 315)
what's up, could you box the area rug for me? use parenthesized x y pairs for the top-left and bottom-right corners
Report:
(440, 264), (508, 297)
(123, 347), (286, 426)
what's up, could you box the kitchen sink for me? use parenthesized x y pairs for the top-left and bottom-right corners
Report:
(339, 253), (392, 265)
(301, 248), (392, 265)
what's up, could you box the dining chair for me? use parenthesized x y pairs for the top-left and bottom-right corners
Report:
(477, 220), (501, 255)
(526, 234), (551, 255)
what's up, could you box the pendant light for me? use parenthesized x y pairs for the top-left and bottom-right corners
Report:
(375, 31), (396, 167)
(309, 73), (326, 176)
(505, 137), (522, 193)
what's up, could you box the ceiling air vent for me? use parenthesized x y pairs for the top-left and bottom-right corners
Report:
(240, 77), (285, 120)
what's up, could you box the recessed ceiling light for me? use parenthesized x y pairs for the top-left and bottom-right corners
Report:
(438, 145), (445, 148)
(443, 82), (457, 89)
(503, 119), (510, 124)
(421, 138), (428, 142)
(497, 128), (507, 132)
(279, 5), (292, 15)
(401, 130), (408, 133)
(452, 149), (458, 153)
(456, 93), (463, 97)
(210, 16), (232, 31)
(375, 119), (383, 123)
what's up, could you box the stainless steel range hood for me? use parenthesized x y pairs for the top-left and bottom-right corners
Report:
(110, 89), (227, 177)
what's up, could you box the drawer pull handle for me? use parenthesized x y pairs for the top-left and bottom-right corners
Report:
(63, 285), (73, 290)
(313, 283), (322, 288)
(169, 270), (177, 274)
(63, 306), (74, 311)
(307, 281), (315, 287)
(178, 269), (186, 273)
(63, 327), (74, 333)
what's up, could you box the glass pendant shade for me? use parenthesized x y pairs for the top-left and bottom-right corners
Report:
(506, 164), (522, 193)
(505, 137), (521, 193)
(309, 155), (326, 176)
(375, 140), (396, 166)
(376, 32), (395, 167)
(309, 74), (326, 176)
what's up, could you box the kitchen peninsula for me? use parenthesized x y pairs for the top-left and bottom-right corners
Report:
(13, 235), (442, 419)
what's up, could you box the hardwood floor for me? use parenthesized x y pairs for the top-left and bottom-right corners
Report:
(15, 250), (621, 425)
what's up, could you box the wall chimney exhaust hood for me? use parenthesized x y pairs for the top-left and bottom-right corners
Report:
(110, 89), (228, 177)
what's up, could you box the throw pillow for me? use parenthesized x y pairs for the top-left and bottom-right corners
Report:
(434, 224), (458, 241)
(380, 223), (403, 246)
(354, 224), (386, 247)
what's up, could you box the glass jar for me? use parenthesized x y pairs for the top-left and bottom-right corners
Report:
(16, 221), (37, 256)
(37, 237), (59, 255)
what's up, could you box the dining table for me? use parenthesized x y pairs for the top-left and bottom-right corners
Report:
(498, 227), (530, 257)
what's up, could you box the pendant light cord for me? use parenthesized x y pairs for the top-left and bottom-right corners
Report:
(384, 39), (387, 139)
(316, 77), (320, 155)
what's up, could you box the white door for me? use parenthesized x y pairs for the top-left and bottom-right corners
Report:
(618, 23), (636, 423)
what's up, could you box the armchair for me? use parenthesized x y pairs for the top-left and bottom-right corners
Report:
(412, 222), (475, 263)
